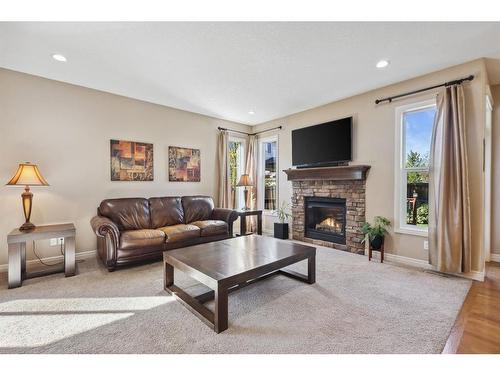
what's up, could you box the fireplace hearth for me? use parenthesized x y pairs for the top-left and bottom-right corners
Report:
(305, 197), (346, 244)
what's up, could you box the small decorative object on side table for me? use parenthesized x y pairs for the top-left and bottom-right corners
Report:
(235, 209), (262, 236)
(7, 223), (76, 288)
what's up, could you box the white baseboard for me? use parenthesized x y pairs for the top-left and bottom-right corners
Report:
(0, 250), (97, 274)
(464, 270), (485, 282)
(489, 253), (500, 263)
(367, 250), (484, 281)
(367, 250), (433, 270)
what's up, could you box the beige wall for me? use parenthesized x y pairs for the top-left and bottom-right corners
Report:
(0, 68), (250, 266)
(491, 84), (500, 255)
(254, 59), (487, 273)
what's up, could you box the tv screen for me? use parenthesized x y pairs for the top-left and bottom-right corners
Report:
(292, 117), (352, 167)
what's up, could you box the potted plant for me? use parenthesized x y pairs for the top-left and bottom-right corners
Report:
(361, 216), (391, 250)
(274, 201), (291, 239)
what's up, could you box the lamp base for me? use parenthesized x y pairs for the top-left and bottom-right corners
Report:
(242, 188), (250, 211)
(20, 186), (35, 232)
(19, 221), (35, 232)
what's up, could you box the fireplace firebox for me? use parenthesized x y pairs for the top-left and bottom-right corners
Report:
(305, 197), (346, 244)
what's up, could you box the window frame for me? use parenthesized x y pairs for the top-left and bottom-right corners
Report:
(228, 134), (247, 210)
(394, 98), (435, 237)
(258, 134), (279, 215)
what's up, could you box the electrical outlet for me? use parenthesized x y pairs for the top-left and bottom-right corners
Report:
(50, 237), (64, 246)
(423, 240), (429, 250)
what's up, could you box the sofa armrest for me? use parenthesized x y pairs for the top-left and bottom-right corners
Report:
(211, 208), (238, 236)
(211, 208), (238, 223)
(90, 215), (120, 270)
(91, 215), (120, 240)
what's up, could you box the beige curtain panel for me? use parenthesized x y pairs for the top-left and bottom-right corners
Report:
(217, 130), (231, 208)
(429, 84), (472, 274)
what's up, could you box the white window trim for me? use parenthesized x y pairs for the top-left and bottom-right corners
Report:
(394, 98), (435, 238)
(258, 134), (279, 216)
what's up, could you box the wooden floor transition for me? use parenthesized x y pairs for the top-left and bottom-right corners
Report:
(442, 261), (500, 353)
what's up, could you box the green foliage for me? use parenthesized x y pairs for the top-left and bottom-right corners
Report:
(406, 150), (428, 168)
(406, 150), (429, 183)
(275, 201), (291, 223)
(416, 203), (429, 225)
(361, 216), (391, 243)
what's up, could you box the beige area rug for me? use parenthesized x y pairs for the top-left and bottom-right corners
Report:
(0, 244), (470, 354)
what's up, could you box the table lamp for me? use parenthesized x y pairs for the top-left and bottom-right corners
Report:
(236, 174), (253, 211)
(6, 162), (49, 231)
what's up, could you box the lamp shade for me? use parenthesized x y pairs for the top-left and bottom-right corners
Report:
(236, 174), (253, 187)
(6, 163), (49, 186)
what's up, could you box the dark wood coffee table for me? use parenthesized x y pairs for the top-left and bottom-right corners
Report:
(163, 235), (316, 333)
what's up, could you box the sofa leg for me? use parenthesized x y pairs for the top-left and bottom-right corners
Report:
(105, 261), (117, 272)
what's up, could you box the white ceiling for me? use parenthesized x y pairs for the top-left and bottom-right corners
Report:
(1, 22), (500, 125)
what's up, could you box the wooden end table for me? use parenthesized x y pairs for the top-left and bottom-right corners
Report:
(235, 209), (262, 235)
(7, 223), (77, 288)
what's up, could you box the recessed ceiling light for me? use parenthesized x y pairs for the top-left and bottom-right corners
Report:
(248, 110), (255, 115)
(376, 59), (390, 69)
(52, 54), (67, 62)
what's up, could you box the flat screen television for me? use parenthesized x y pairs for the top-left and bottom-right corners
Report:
(292, 117), (352, 168)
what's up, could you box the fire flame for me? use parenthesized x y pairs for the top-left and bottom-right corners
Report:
(319, 217), (342, 230)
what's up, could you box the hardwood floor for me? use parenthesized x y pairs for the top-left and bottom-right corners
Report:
(442, 261), (500, 353)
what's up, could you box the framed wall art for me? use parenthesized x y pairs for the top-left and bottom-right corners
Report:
(110, 139), (153, 181)
(168, 146), (200, 182)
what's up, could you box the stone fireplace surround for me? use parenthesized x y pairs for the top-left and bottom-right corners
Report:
(284, 165), (370, 254)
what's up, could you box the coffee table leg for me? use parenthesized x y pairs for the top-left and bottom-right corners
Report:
(164, 261), (174, 289)
(214, 283), (228, 333)
(308, 253), (316, 284)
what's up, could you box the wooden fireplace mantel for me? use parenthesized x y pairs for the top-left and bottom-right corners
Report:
(283, 165), (371, 181)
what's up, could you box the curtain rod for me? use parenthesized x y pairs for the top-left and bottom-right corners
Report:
(217, 125), (282, 136)
(375, 75), (474, 105)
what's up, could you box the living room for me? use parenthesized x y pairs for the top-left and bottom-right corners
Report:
(1, 1), (500, 372)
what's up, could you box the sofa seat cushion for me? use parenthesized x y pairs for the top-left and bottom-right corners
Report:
(120, 229), (166, 250)
(159, 224), (201, 243)
(191, 220), (228, 237)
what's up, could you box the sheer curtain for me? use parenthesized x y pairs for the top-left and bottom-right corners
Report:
(428, 84), (471, 273)
(217, 130), (231, 208)
(244, 135), (258, 231)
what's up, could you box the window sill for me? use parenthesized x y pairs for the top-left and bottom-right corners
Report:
(394, 227), (429, 238)
(262, 211), (277, 217)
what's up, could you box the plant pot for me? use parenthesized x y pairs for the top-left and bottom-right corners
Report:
(370, 235), (384, 250)
(274, 223), (289, 239)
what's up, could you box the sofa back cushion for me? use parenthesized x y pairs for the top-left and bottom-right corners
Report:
(149, 197), (184, 228)
(99, 198), (151, 230)
(182, 196), (214, 223)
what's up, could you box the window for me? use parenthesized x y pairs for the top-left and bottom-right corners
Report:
(258, 136), (278, 212)
(228, 137), (245, 209)
(395, 99), (436, 236)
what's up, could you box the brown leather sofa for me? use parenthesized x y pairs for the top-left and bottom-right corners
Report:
(90, 196), (237, 271)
